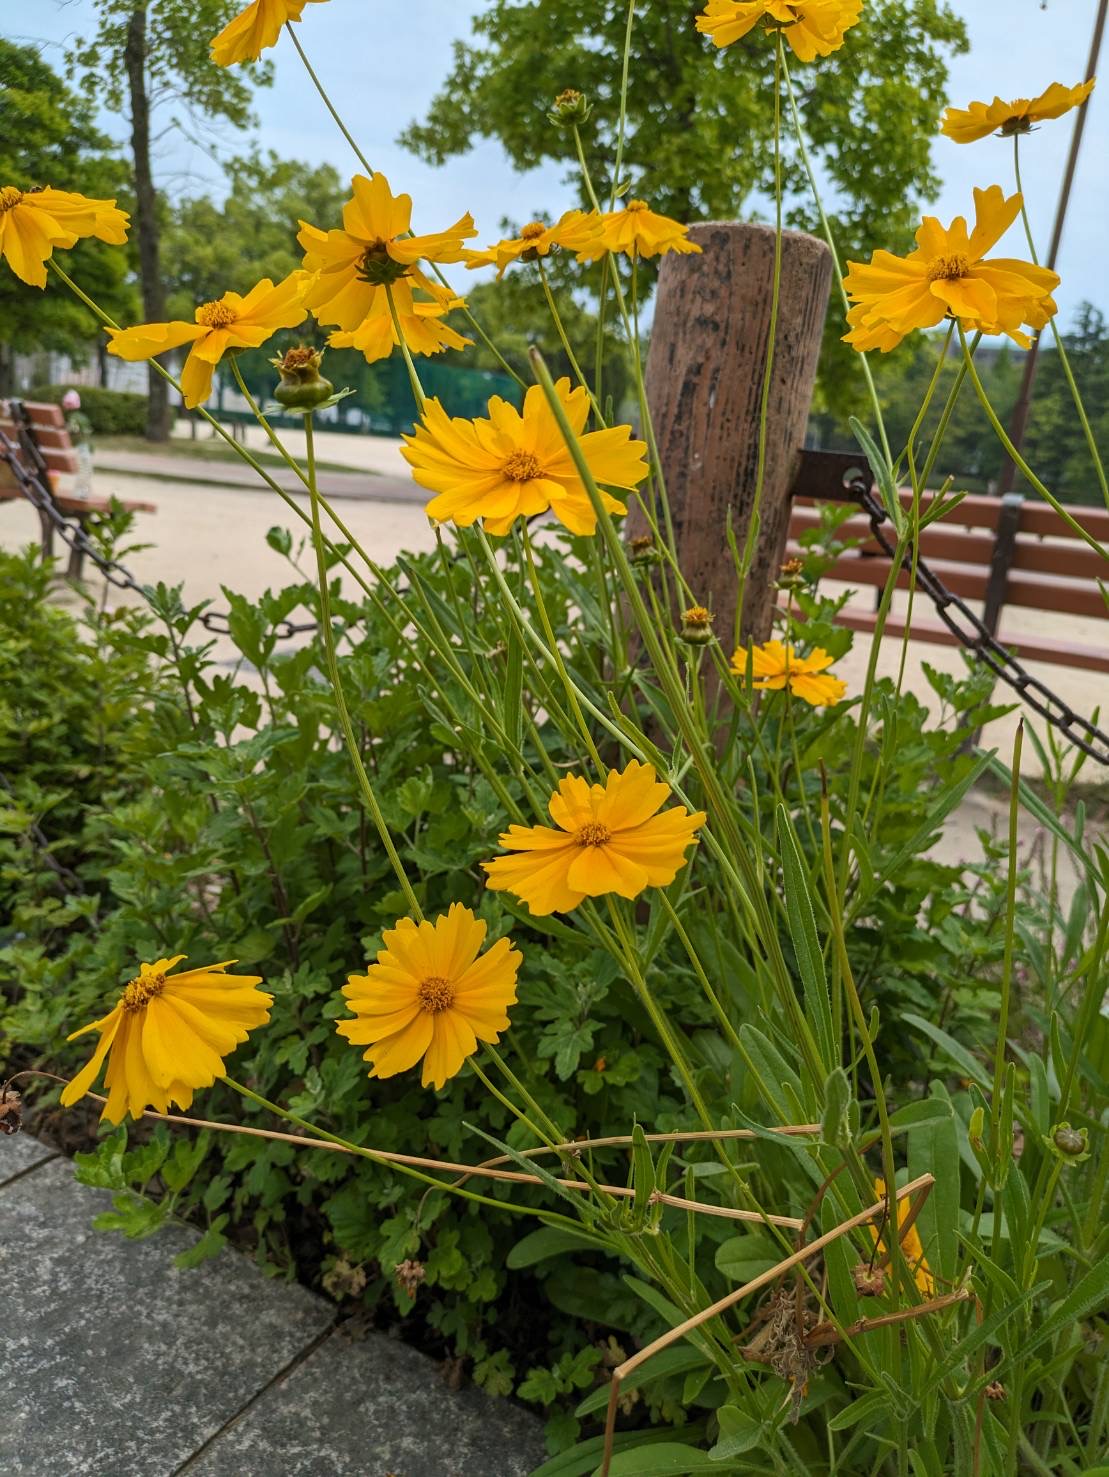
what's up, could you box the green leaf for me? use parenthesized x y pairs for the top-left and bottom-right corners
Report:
(507, 1226), (606, 1269)
(574, 1348), (708, 1418)
(599, 1442), (718, 1474)
(902, 1013), (990, 1089)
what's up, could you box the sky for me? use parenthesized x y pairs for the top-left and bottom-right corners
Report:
(2, 0), (1106, 322)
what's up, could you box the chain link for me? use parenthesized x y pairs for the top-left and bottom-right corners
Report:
(847, 475), (1109, 767)
(1, 420), (319, 639)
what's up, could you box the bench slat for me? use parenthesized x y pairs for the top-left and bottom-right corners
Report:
(794, 489), (1109, 541)
(823, 608), (1109, 674)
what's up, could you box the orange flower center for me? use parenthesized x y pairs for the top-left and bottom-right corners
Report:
(417, 975), (456, 1014)
(0, 186), (23, 213)
(197, 299), (236, 328)
(626, 200), (649, 213)
(925, 253), (971, 283)
(682, 605), (713, 626)
(520, 222), (546, 240)
(502, 450), (543, 482)
(575, 822), (612, 847)
(122, 970), (166, 1012)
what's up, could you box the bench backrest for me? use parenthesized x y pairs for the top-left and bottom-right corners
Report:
(0, 400), (79, 491)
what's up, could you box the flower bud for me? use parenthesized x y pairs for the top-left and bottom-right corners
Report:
(679, 605), (714, 646)
(1045, 1122), (1090, 1163)
(547, 89), (593, 128)
(271, 345), (335, 409)
(628, 534), (659, 567)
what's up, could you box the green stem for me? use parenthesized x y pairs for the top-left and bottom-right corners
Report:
(284, 22), (374, 175)
(990, 722), (1023, 1150)
(537, 259), (602, 417)
(385, 285), (427, 410)
(609, 0), (637, 209)
(303, 413), (423, 918)
(958, 325), (1108, 559)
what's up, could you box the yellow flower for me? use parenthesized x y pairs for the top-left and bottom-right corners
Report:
(337, 904), (521, 1091)
(106, 274), (309, 408)
(210, 0), (329, 66)
(401, 377), (648, 537)
(732, 639), (846, 706)
(482, 760), (707, 917)
(60, 957), (272, 1125)
(0, 185), (128, 289)
(577, 200), (702, 261)
(941, 79), (1096, 145)
(298, 173), (476, 362)
(464, 209), (604, 277)
(842, 186), (1060, 352)
(871, 1178), (935, 1295)
(696, 0), (863, 62)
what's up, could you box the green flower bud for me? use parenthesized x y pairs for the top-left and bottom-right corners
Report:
(547, 89), (593, 128)
(679, 605), (714, 647)
(271, 345), (335, 410)
(1044, 1122), (1090, 1164)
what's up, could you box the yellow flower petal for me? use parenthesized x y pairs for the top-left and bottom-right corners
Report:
(210, 0), (329, 67)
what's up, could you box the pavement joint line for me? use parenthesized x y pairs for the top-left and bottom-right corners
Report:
(0, 1147), (60, 1192)
(171, 1322), (341, 1475)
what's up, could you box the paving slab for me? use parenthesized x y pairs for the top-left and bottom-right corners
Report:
(0, 1152), (333, 1475)
(95, 449), (424, 504)
(2, 1143), (546, 1475)
(0, 1130), (56, 1185)
(187, 1325), (548, 1477)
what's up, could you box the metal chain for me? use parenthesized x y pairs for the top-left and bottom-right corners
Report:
(0, 422), (318, 640)
(847, 476), (1109, 767)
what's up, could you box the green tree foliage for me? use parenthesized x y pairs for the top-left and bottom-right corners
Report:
(67, 1), (269, 438)
(161, 150), (348, 317)
(815, 307), (1109, 506)
(404, 1), (966, 250)
(0, 39), (135, 392)
(401, 0), (967, 412)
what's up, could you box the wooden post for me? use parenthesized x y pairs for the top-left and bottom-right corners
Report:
(637, 222), (833, 643)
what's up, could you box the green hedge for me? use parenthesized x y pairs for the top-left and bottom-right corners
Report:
(24, 383), (157, 437)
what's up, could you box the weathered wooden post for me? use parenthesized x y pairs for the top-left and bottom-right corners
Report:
(636, 222), (834, 642)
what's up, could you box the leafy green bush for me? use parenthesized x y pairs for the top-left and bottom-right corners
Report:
(24, 383), (156, 437)
(7, 520), (1092, 1462)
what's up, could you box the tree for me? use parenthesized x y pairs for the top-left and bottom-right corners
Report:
(161, 150), (348, 317)
(0, 40), (135, 395)
(401, 1), (968, 412)
(68, 0), (268, 441)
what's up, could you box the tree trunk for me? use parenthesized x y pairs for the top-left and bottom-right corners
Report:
(0, 342), (14, 398)
(636, 222), (833, 644)
(124, 6), (170, 442)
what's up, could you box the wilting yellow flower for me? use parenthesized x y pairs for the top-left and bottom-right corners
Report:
(464, 209), (604, 277)
(401, 377), (648, 537)
(941, 79), (1096, 145)
(871, 1178), (935, 1295)
(210, 0), (329, 66)
(483, 761), (706, 916)
(0, 185), (128, 289)
(60, 957), (272, 1124)
(298, 173), (475, 362)
(842, 186), (1060, 352)
(107, 274), (308, 408)
(578, 200), (702, 261)
(732, 639), (846, 706)
(337, 904), (520, 1091)
(696, 0), (862, 62)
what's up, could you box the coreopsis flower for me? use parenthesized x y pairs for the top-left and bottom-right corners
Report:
(401, 377), (649, 536)
(106, 274), (308, 408)
(210, 0), (329, 66)
(59, 957), (272, 1124)
(577, 200), (702, 261)
(337, 904), (521, 1091)
(941, 79), (1096, 145)
(732, 639), (846, 706)
(482, 760), (706, 917)
(696, 0), (863, 62)
(842, 186), (1060, 352)
(464, 209), (604, 277)
(0, 185), (128, 288)
(298, 173), (476, 361)
(871, 1178), (935, 1295)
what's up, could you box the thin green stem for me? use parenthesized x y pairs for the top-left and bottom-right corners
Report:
(537, 259), (602, 417)
(958, 325), (1108, 559)
(609, 0), (636, 209)
(284, 22), (374, 174)
(385, 285), (427, 411)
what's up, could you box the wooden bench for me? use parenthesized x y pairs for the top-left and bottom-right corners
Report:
(787, 463), (1109, 674)
(0, 399), (156, 580)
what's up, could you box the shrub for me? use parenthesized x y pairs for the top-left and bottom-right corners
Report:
(24, 383), (157, 437)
